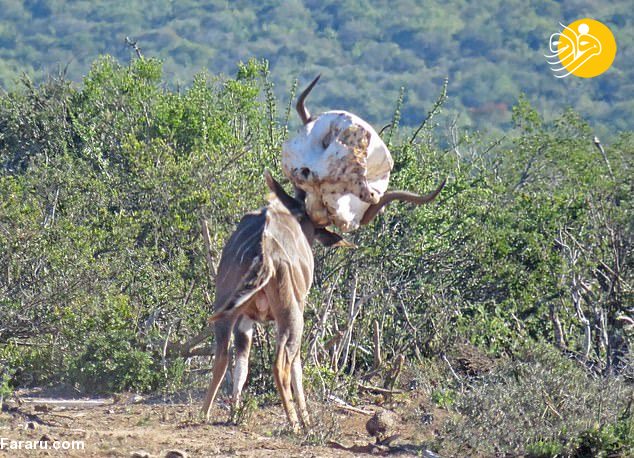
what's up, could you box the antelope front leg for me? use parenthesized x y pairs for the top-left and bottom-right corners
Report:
(273, 320), (303, 432)
(291, 355), (310, 428)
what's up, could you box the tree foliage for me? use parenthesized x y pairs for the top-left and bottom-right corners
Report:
(0, 0), (632, 136)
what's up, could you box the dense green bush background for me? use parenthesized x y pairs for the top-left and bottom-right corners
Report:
(0, 56), (631, 455)
(0, 0), (632, 136)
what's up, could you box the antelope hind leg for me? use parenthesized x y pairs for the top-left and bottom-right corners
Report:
(291, 355), (310, 428)
(201, 319), (232, 421)
(230, 316), (254, 420)
(273, 332), (302, 432)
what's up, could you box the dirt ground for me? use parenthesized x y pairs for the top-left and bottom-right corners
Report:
(0, 390), (442, 457)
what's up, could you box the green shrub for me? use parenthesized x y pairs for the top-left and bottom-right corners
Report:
(229, 389), (258, 426)
(0, 366), (14, 408)
(526, 439), (564, 457)
(440, 345), (633, 456)
(431, 388), (457, 409)
(0, 56), (278, 394)
(0, 344), (19, 407)
(67, 330), (159, 393)
(571, 417), (633, 458)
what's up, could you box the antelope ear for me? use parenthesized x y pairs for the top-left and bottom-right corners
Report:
(264, 169), (304, 215)
(315, 228), (357, 248)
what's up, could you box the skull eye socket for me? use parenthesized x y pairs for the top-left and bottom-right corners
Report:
(322, 131), (334, 149)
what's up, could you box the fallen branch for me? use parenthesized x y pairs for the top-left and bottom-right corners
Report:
(327, 395), (374, 416)
(357, 383), (403, 395)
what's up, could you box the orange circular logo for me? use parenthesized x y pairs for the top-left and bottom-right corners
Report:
(546, 18), (617, 78)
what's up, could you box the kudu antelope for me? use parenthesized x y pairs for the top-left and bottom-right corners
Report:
(201, 77), (445, 431)
(201, 171), (350, 431)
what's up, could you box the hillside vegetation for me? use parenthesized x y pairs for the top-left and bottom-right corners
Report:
(0, 0), (632, 136)
(0, 57), (632, 456)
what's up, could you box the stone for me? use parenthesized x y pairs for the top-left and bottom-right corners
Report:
(365, 409), (397, 442)
(130, 451), (151, 458)
(164, 450), (187, 458)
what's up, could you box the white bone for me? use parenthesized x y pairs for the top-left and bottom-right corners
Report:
(282, 110), (393, 232)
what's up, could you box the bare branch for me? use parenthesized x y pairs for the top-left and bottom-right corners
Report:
(409, 77), (448, 145)
(125, 37), (143, 59)
(201, 218), (217, 279)
(549, 303), (566, 350)
(372, 319), (382, 370)
(593, 136), (614, 179)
